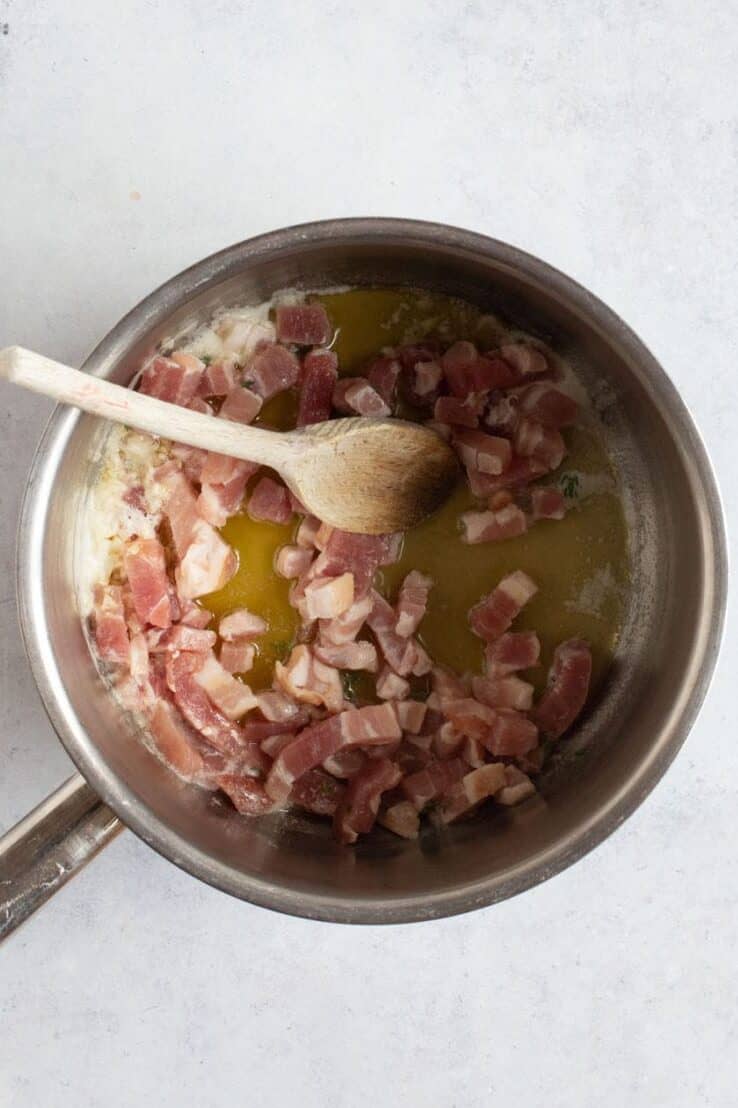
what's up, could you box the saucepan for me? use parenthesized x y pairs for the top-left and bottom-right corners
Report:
(0, 219), (727, 937)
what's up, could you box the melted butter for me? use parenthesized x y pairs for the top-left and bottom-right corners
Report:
(200, 288), (629, 697)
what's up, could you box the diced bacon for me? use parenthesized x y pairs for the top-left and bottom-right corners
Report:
(288, 490), (308, 514)
(219, 609), (267, 640)
(454, 429), (512, 477)
(179, 600), (212, 629)
(332, 377), (391, 417)
(219, 775), (276, 816)
(433, 395), (483, 428)
(484, 394), (519, 435)
(170, 444), (209, 484)
(297, 349), (338, 426)
(139, 354), (204, 407)
(467, 455), (548, 497)
(431, 665), (469, 703)
(484, 631), (541, 677)
(147, 625), (217, 653)
(313, 640), (378, 671)
(426, 419), (453, 441)
(395, 699), (427, 734)
(165, 652), (262, 763)
(175, 518), (238, 600)
(376, 666), (410, 700)
(274, 544), (314, 579)
(401, 757), (466, 810)
(379, 533), (403, 565)
(245, 343), (300, 400)
(243, 713), (308, 744)
(161, 470), (201, 556)
(194, 654), (258, 720)
(460, 504), (527, 544)
(496, 765), (537, 806)
(340, 701), (401, 745)
(314, 522), (334, 550)
(219, 639), (256, 674)
(149, 700), (205, 777)
(440, 340), (477, 391)
(197, 454), (257, 527)
(92, 585), (130, 663)
(378, 800), (420, 839)
(407, 359), (443, 406)
(440, 762), (508, 823)
(472, 674), (534, 710)
(123, 537), (172, 629)
(256, 689), (302, 723)
(307, 529), (391, 600)
(367, 355), (401, 407)
(480, 709), (538, 757)
(396, 341), (441, 370)
(275, 303), (332, 346)
(296, 515), (321, 549)
(441, 342), (518, 397)
(333, 758), (402, 843)
(291, 769), (346, 817)
(274, 644), (343, 712)
(396, 738), (433, 769)
(248, 476), (293, 524)
(260, 731), (300, 758)
(395, 570), (433, 637)
(469, 570), (538, 642)
(515, 418), (566, 471)
(318, 594), (373, 646)
(198, 359), (240, 397)
(322, 748), (367, 779)
(499, 342), (549, 380)
(366, 590), (421, 676)
(433, 720), (464, 758)
(517, 382), (577, 428)
(410, 643), (431, 676)
(187, 396), (213, 415)
(531, 486), (567, 521)
(219, 386), (263, 425)
(442, 698), (497, 739)
(218, 315), (276, 357)
(298, 573), (355, 621)
(461, 736), (487, 768)
(535, 639), (592, 739)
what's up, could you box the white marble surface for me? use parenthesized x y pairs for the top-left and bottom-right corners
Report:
(1, 1), (736, 1104)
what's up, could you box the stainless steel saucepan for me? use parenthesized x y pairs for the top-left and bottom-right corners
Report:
(0, 219), (727, 937)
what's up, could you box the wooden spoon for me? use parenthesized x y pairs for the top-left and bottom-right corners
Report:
(0, 346), (460, 534)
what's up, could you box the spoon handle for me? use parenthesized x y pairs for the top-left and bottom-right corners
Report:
(0, 346), (296, 469)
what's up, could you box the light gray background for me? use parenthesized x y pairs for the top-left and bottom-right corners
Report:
(1, 2), (736, 1105)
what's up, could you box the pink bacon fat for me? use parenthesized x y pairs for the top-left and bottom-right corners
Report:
(535, 639), (592, 739)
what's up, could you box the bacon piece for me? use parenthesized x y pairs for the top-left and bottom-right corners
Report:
(198, 454), (257, 527)
(467, 455), (548, 498)
(219, 386), (263, 425)
(376, 666), (410, 700)
(123, 537), (172, 629)
(169, 444), (209, 484)
(147, 625), (217, 653)
(245, 344), (300, 400)
(92, 584), (130, 663)
(431, 664), (469, 704)
(454, 429), (512, 477)
(247, 476), (293, 524)
(407, 359), (443, 406)
(322, 748), (367, 779)
(333, 758), (402, 843)
(219, 609), (268, 640)
(165, 652), (262, 763)
(440, 341), (478, 395)
(139, 354), (204, 407)
(367, 355), (401, 407)
(219, 775), (276, 815)
(313, 640), (378, 671)
(395, 699), (427, 734)
(296, 515), (321, 549)
(332, 377), (391, 417)
(469, 570), (538, 642)
(161, 470), (201, 556)
(298, 573), (355, 621)
(433, 395), (484, 428)
(480, 709), (538, 757)
(517, 382), (577, 428)
(442, 698), (497, 739)
(401, 757), (466, 810)
(394, 570), (433, 638)
(484, 631), (541, 677)
(514, 418), (566, 471)
(318, 594), (373, 646)
(433, 720), (464, 758)
(194, 654), (258, 719)
(297, 348), (338, 426)
(460, 504), (528, 544)
(461, 736), (487, 768)
(198, 359), (240, 397)
(149, 700), (206, 777)
(260, 731), (301, 758)
(179, 600), (212, 629)
(187, 397), (213, 415)
(472, 674), (534, 711)
(499, 342), (549, 380)
(530, 486), (566, 521)
(275, 303), (331, 346)
(274, 544), (313, 579)
(440, 762), (508, 823)
(291, 769), (346, 817)
(366, 590), (422, 676)
(378, 800), (420, 839)
(256, 689), (302, 723)
(175, 518), (238, 600)
(243, 713), (308, 745)
(219, 639), (255, 674)
(496, 764), (537, 805)
(535, 639), (592, 739)
(274, 644), (343, 712)
(396, 341), (441, 370)
(305, 529), (392, 600)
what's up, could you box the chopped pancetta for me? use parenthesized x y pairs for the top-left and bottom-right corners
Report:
(530, 486), (567, 521)
(194, 653), (258, 720)
(516, 382), (577, 428)
(484, 631), (541, 677)
(219, 775), (276, 816)
(219, 386), (263, 425)
(175, 518), (238, 600)
(535, 639), (592, 739)
(198, 359), (240, 397)
(471, 674), (534, 711)
(313, 639), (378, 671)
(454, 429), (512, 477)
(275, 303), (332, 346)
(298, 572), (355, 621)
(498, 342), (549, 380)
(378, 800), (420, 839)
(433, 395), (482, 428)
(480, 709), (538, 757)
(514, 418), (566, 471)
(394, 570), (433, 637)
(376, 666), (410, 700)
(198, 454), (257, 527)
(274, 544), (314, 579)
(332, 377), (391, 417)
(495, 765), (537, 806)
(297, 348), (338, 426)
(367, 355), (402, 407)
(469, 571), (538, 642)
(318, 594), (373, 645)
(92, 584), (130, 663)
(147, 624), (217, 654)
(440, 762), (508, 823)
(333, 758), (402, 843)
(291, 769), (347, 817)
(245, 343), (300, 400)
(139, 354), (204, 407)
(274, 644), (343, 713)
(394, 699), (427, 734)
(460, 504), (528, 544)
(401, 757), (466, 811)
(219, 639), (256, 674)
(149, 699), (206, 777)
(124, 537), (173, 629)
(219, 609), (268, 640)
(247, 476), (293, 524)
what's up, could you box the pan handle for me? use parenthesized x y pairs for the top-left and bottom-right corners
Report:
(0, 773), (122, 942)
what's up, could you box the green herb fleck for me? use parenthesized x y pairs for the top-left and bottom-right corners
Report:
(559, 472), (580, 499)
(200, 354), (212, 366)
